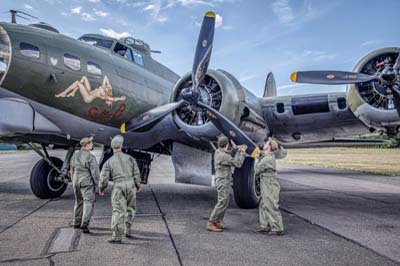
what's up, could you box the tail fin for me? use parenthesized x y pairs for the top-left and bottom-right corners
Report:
(263, 72), (276, 97)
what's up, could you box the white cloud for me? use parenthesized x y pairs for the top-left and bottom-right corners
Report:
(278, 84), (308, 91)
(88, 0), (100, 2)
(272, 0), (296, 24)
(116, 18), (129, 26)
(166, 0), (214, 8)
(215, 13), (223, 28)
(127, 1), (148, 8)
(94, 9), (109, 17)
(142, 2), (168, 24)
(221, 25), (233, 30)
(157, 16), (168, 23)
(239, 74), (257, 83)
(360, 40), (383, 47)
(71, 6), (82, 14)
(81, 12), (96, 21)
(24, 4), (33, 9)
(100, 28), (130, 39)
(303, 49), (336, 61)
(144, 4), (156, 11)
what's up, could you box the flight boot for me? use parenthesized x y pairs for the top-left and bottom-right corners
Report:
(108, 239), (122, 244)
(215, 222), (224, 230)
(267, 230), (284, 236)
(254, 227), (271, 234)
(80, 223), (90, 234)
(207, 221), (223, 232)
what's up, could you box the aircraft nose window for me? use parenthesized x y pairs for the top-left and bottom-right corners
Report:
(133, 52), (144, 66)
(64, 53), (81, 71)
(114, 43), (134, 62)
(87, 61), (102, 77)
(20, 43), (40, 59)
(0, 61), (6, 72)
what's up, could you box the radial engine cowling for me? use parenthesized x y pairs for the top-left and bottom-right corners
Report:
(171, 69), (266, 142)
(347, 47), (400, 134)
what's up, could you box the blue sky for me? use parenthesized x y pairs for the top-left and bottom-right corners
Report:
(1, 0), (399, 96)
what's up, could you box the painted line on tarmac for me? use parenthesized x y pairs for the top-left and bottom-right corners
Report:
(92, 213), (164, 219)
(0, 255), (52, 264)
(149, 184), (184, 266)
(42, 227), (81, 255)
(0, 199), (51, 235)
(281, 207), (400, 266)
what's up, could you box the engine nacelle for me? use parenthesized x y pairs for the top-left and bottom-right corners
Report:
(347, 47), (400, 134)
(171, 69), (266, 142)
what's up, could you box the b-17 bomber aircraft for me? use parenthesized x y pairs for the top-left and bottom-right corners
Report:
(0, 10), (399, 208)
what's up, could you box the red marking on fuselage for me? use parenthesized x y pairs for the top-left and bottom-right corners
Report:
(84, 104), (127, 120)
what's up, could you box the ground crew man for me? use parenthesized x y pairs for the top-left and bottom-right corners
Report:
(99, 135), (141, 244)
(207, 136), (247, 232)
(70, 136), (100, 233)
(254, 137), (287, 236)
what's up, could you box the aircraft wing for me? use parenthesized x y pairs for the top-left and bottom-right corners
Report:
(260, 92), (371, 144)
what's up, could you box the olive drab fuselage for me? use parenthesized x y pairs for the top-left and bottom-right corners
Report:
(0, 22), (179, 128)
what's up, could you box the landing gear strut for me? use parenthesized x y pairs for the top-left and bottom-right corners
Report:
(29, 143), (75, 199)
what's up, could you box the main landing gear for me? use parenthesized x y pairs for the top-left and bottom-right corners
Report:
(29, 144), (75, 199)
(29, 144), (153, 199)
(233, 157), (260, 209)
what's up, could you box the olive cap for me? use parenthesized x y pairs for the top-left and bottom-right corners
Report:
(217, 135), (229, 148)
(111, 135), (124, 149)
(268, 137), (279, 151)
(80, 136), (93, 147)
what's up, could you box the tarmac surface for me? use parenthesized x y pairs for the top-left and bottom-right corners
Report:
(0, 150), (399, 266)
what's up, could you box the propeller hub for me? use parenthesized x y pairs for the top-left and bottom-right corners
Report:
(379, 65), (397, 85)
(180, 87), (200, 104)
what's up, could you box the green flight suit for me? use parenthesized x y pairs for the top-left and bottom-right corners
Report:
(255, 147), (287, 232)
(99, 151), (141, 241)
(209, 147), (246, 223)
(70, 149), (100, 227)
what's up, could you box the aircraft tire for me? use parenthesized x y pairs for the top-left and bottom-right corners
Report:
(30, 157), (67, 199)
(233, 157), (260, 209)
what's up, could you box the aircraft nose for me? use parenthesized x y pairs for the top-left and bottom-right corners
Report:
(0, 25), (11, 86)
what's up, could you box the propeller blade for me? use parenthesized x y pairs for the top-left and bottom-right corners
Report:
(197, 102), (260, 158)
(120, 100), (185, 133)
(192, 11), (215, 91)
(290, 71), (377, 85)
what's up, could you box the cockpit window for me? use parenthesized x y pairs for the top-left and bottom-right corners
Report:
(87, 61), (102, 77)
(20, 43), (40, 59)
(114, 43), (134, 62)
(64, 53), (81, 71)
(79, 36), (113, 49)
(133, 51), (144, 67)
(125, 49), (134, 61)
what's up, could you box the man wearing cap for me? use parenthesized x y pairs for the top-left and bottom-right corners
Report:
(70, 136), (100, 233)
(254, 137), (287, 236)
(99, 135), (141, 244)
(207, 135), (247, 232)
